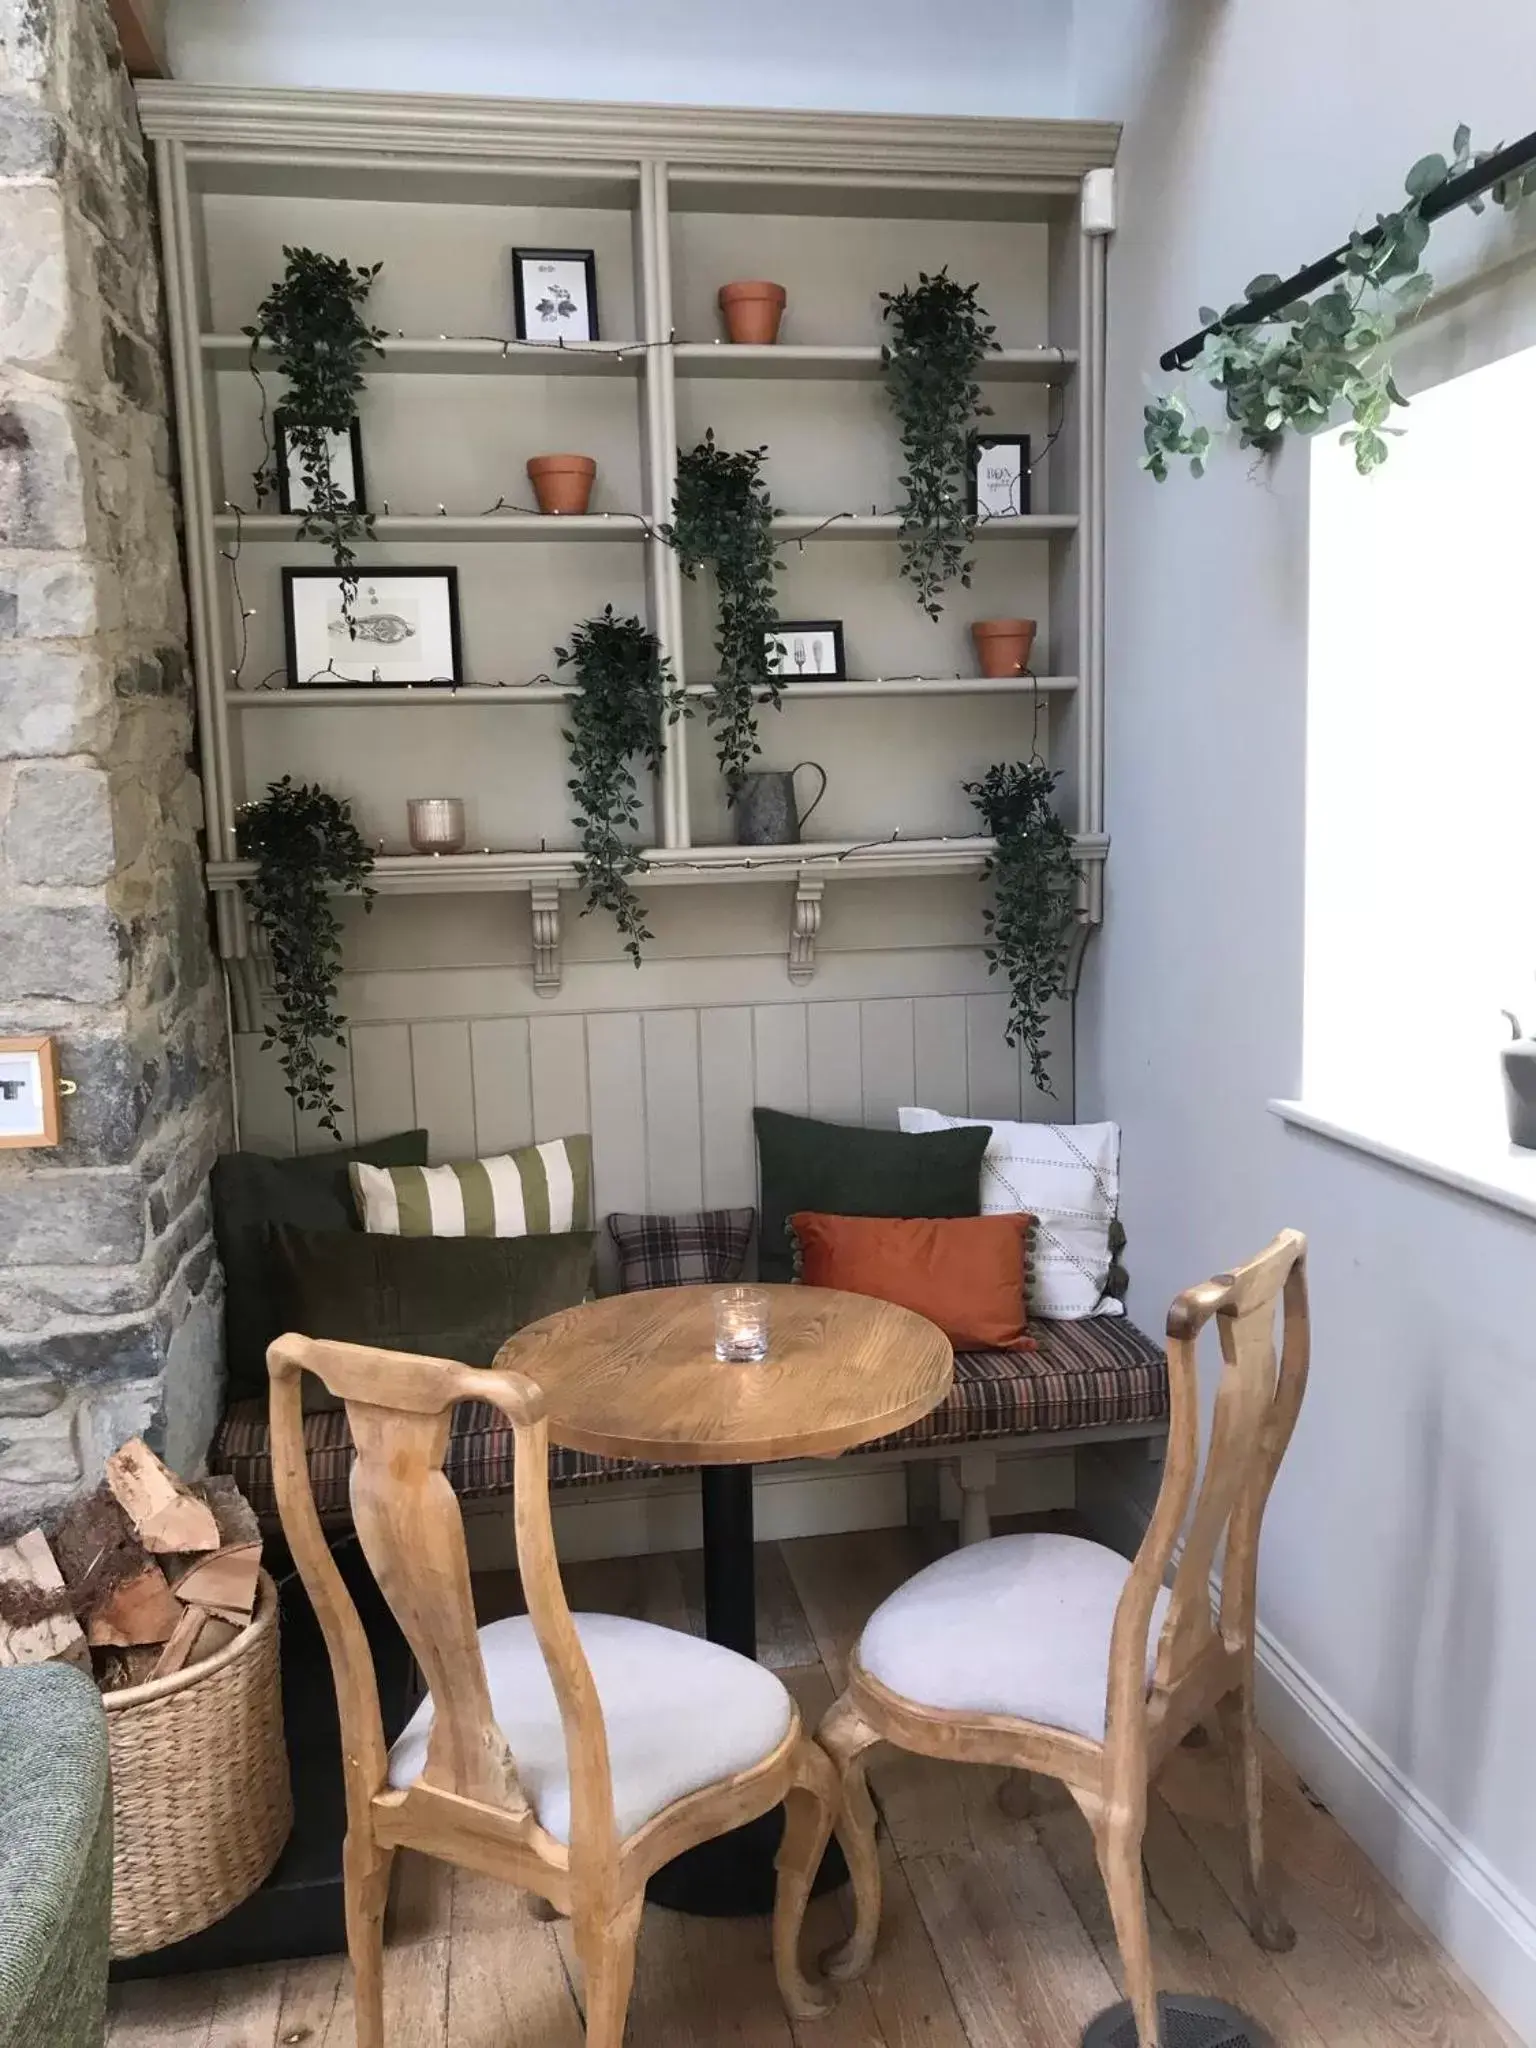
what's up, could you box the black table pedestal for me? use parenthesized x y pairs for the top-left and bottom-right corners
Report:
(646, 1463), (848, 1917)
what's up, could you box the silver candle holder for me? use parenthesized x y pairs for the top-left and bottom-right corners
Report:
(407, 797), (466, 854)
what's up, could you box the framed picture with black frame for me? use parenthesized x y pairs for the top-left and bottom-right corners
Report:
(765, 620), (846, 682)
(273, 411), (367, 516)
(967, 431), (1032, 519)
(512, 248), (600, 343)
(282, 567), (463, 688)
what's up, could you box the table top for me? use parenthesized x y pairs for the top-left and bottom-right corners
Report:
(496, 1284), (954, 1466)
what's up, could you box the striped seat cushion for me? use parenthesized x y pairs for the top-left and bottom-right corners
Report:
(213, 1317), (1168, 1523)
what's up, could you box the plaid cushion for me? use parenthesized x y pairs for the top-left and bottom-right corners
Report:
(212, 1315), (1166, 1525)
(606, 1208), (754, 1291)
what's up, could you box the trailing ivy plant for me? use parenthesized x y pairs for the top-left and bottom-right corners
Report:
(245, 246), (386, 614)
(557, 606), (685, 966)
(237, 777), (375, 1139)
(881, 269), (999, 619)
(1145, 127), (1536, 481)
(963, 762), (1079, 1095)
(665, 431), (781, 794)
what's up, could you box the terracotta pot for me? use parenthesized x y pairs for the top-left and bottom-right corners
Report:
(971, 618), (1038, 678)
(718, 280), (787, 345)
(527, 453), (597, 516)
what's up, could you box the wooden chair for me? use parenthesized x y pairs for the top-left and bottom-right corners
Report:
(267, 1333), (842, 2048)
(818, 1229), (1310, 2048)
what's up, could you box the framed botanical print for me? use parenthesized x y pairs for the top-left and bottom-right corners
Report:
(765, 621), (846, 681)
(512, 248), (600, 343)
(282, 568), (463, 687)
(273, 411), (366, 516)
(967, 432), (1032, 519)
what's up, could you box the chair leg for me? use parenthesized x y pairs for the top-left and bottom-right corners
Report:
(1095, 1812), (1160, 2048)
(773, 1740), (839, 2020)
(576, 1893), (644, 2048)
(956, 1449), (997, 1546)
(997, 1768), (1038, 1819)
(1217, 1683), (1296, 1953)
(342, 1830), (395, 2048)
(816, 1694), (884, 1983)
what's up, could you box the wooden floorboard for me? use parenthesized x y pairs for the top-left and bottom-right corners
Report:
(117, 1525), (1518, 2048)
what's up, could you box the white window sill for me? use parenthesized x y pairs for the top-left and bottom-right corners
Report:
(1269, 1099), (1536, 1225)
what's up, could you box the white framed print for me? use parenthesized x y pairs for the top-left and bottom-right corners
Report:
(765, 620), (846, 681)
(0, 1035), (60, 1149)
(273, 412), (366, 516)
(282, 567), (463, 688)
(513, 247), (599, 343)
(967, 432), (1032, 519)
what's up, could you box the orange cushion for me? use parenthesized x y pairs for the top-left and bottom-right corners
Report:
(789, 1211), (1036, 1352)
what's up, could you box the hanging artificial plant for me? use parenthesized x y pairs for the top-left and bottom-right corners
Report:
(1144, 126), (1536, 481)
(557, 606), (685, 966)
(237, 777), (375, 1140)
(881, 269), (999, 619)
(963, 762), (1079, 1095)
(666, 431), (781, 795)
(245, 246), (386, 611)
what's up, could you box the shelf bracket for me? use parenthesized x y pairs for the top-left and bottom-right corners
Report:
(788, 876), (825, 985)
(530, 880), (563, 997)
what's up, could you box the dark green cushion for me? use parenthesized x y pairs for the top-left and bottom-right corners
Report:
(267, 1223), (598, 1410)
(212, 1130), (429, 1401)
(752, 1108), (992, 1283)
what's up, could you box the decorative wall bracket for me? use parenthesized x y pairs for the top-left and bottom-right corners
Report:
(530, 880), (563, 997)
(788, 876), (825, 985)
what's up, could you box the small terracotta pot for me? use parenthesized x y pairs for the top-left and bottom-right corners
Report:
(718, 281), (787, 345)
(527, 453), (597, 516)
(971, 618), (1038, 678)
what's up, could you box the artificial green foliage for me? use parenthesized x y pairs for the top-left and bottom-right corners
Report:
(557, 606), (685, 966)
(1145, 127), (1536, 481)
(964, 762), (1079, 1095)
(666, 432), (781, 793)
(237, 777), (375, 1139)
(245, 246), (386, 607)
(881, 270), (999, 619)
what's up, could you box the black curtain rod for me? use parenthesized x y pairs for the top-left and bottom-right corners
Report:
(1159, 125), (1536, 373)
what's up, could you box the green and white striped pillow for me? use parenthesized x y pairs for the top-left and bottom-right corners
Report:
(348, 1135), (592, 1240)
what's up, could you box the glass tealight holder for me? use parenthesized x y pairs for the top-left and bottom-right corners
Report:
(713, 1285), (770, 1364)
(407, 797), (466, 854)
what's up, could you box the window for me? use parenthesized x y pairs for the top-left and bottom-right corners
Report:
(1304, 343), (1536, 1146)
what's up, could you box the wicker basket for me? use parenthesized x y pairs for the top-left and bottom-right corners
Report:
(104, 1569), (293, 1957)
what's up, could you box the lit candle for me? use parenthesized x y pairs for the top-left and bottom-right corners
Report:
(713, 1286), (770, 1364)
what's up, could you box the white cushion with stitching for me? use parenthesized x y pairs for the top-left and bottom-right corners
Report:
(387, 1611), (793, 1843)
(857, 1531), (1170, 1742)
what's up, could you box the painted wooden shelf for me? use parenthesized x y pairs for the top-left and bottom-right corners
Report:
(672, 343), (1077, 382)
(212, 512), (647, 542)
(771, 513), (1077, 540)
(223, 675), (1081, 709)
(204, 334), (646, 376)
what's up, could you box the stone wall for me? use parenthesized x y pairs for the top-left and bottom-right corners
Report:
(0, 0), (230, 1528)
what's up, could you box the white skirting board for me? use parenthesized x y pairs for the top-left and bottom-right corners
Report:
(462, 1446), (1075, 1570)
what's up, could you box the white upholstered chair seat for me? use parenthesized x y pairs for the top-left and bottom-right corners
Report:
(388, 1611), (793, 1844)
(857, 1531), (1172, 1743)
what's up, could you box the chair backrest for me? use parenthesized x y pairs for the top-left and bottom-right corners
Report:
(266, 1334), (615, 1863)
(1105, 1230), (1310, 1748)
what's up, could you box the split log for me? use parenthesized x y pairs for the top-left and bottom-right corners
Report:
(0, 1530), (90, 1671)
(166, 1476), (261, 1618)
(151, 1602), (208, 1679)
(105, 1437), (220, 1554)
(86, 1561), (182, 1648)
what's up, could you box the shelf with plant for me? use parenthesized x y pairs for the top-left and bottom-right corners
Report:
(672, 343), (1077, 383)
(768, 512), (1075, 540)
(209, 334), (645, 376)
(225, 673), (1081, 709)
(214, 511), (649, 541)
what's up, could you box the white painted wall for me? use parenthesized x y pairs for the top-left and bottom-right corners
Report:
(1075, 1), (1536, 2031)
(164, 0), (1075, 117)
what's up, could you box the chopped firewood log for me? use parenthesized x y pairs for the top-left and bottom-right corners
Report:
(166, 1476), (261, 1617)
(0, 1530), (90, 1671)
(51, 1482), (173, 1645)
(151, 1602), (208, 1679)
(191, 1613), (240, 1663)
(95, 1644), (164, 1692)
(105, 1437), (220, 1554)
(86, 1561), (182, 1648)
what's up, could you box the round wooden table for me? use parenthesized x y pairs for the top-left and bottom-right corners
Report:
(499, 1283), (953, 1914)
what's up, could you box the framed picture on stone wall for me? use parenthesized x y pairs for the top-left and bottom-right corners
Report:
(0, 1035), (61, 1150)
(282, 567), (463, 688)
(273, 411), (367, 516)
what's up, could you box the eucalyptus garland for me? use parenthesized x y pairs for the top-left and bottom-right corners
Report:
(666, 431), (781, 794)
(557, 606), (684, 965)
(237, 777), (375, 1139)
(964, 762), (1079, 1095)
(881, 270), (999, 619)
(1145, 126), (1536, 481)
(245, 246), (386, 611)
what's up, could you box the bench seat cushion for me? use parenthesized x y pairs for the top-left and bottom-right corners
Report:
(213, 1315), (1168, 1522)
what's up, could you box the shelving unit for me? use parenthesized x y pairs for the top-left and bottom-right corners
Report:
(138, 87), (1115, 999)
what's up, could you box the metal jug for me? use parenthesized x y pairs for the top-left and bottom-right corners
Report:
(1502, 1010), (1536, 1148)
(734, 761), (827, 846)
